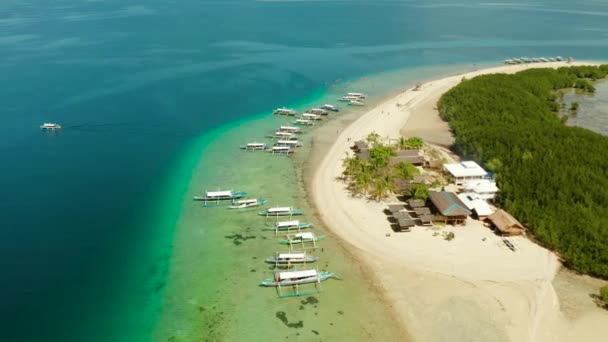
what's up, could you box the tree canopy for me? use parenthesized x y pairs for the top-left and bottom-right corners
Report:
(438, 65), (608, 278)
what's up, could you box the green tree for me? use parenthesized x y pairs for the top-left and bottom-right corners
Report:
(409, 183), (429, 201)
(601, 285), (608, 306)
(370, 175), (394, 200)
(366, 131), (382, 146)
(393, 161), (419, 180)
(369, 145), (396, 169)
(397, 136), (424, 150)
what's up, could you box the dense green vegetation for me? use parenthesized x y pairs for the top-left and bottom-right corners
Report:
(342, 133), (425, 200)
(438, 65), (608, 278)
(600, 285), (608, 306)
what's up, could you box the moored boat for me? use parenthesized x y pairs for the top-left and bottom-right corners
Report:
(260, 269), (333, 287)
(228, 198), (267, 209)
(273, 107), (297, 116)
(269, 146), (294, 155)
(301, 113), (322, 120)
(279, 126), (303, 134)
(259, 206), (303, 216)
(279, 232), (325, 245)
(265, 220), (313, 232)
(275, 140), (302, 148)
(349, 100), (365, 106)
(347, 92), (366, 99)
(294, 119), (315, 126)
(240, 142), (268, 151)
(265, 252), (318, 265)
(321, 104), (339, 112)
(306, 108), (328, 115)
(194, 190), (247, 205)
(268, 131), (295, 139)
(338, 95), (360, 102)
(40, 123), (62, 130)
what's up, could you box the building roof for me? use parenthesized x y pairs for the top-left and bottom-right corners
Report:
(457, 193), (494, 217)
(408, 199), (425, 208)
(388, 204), (406, 213)
(413, 207), (432, 216)
(396, 149), (421, 157)
(354, 140), (368, 151)
(393, 178), (411, 192)
(429, 191), (472, 217)
(398, 218), (416, 228)
(359, 148), (370, 162)
(464, 179), (499, 194)
(419, 214), (434, 223)
(444, 161), (487, 178)
(393, 211), (411, 220)
(487, 209), (525, 233)
(389, 156), (425, 166)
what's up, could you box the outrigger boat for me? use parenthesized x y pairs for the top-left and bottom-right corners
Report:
(228, 198), (266, 209)
(279, 126), (303, 134)
(240, 142), (268, 151)
(301, 113), (322, 121)
(264, 220), (313, 234)
(306, 108), (328, 115)
(269, 146), (294, 155)
(260, 269), (334, 298)
(338, 95), (360, 102)
(294, 119), (315, 126)
(349, 100), (365, 106)
(194, 190), (247, 206)
(40, 123), (62, 130)
(268, 131), (295, 140)
(279, 232), (325, 247)
(275, 140), (302, 148)
(259, 206), (303, 217)
(265, 252), (318, 266)
(273, 107), (297, 116)
(321, 104), (339, 112)
(347, 92), (366, 99)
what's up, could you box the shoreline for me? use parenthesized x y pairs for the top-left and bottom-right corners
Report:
(307, 61), (608, 341)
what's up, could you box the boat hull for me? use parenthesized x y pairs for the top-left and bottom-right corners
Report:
(228, 199), (267, 209)
(278, 236), (325, 245)
(260, 272), (333, 287)
(258, 210), (303, 216)
(265, 256), (318, 264)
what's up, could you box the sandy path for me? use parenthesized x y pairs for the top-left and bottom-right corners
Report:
(310, 61), (600, 341)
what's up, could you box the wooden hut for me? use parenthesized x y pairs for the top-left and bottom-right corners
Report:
(418, 214), (434, 226)
(393, 179), (411, 196)
(428, 191), (471, 225)
(487, 209), (525, 236)
(351, 140), (368, 153)
(389, 155), (425, 166)
(408, 199), (425, 208)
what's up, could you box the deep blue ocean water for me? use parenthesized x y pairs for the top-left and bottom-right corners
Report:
(1, 0), (608, 341)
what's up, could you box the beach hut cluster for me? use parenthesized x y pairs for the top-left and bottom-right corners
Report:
(382, 155), (525, 236)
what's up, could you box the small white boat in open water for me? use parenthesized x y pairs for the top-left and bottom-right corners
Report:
(40, 123), (62, 130)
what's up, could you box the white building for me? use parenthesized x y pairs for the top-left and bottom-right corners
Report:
(464, 179), (499, 201)
(457, 193), (494, 220)
(443, 161), (487, 185)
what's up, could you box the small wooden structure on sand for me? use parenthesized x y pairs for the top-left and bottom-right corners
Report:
(487, 209), (526, 236)
(429, 191), (471, 225)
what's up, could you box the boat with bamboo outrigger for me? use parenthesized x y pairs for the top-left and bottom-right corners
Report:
(269, 146), (294, 155)
(300, 113), (322, 121)
(228, 198), (266, 209)
(272, 107), (297, 116)
(265, 251), (318, 267)
(294, 118), (315, 126)
(260, 269), (334, 298)
(279, 232), (325, 248)
(278, 126), (303, 134)
(259, 206), (303, 217)
(240, 142), (268, 151)
(321, 104), (339, 112)
(193, 190), (247, 206)
(306, 108), (328, 116)
(264, 220), (313, 234)
(268, 131), (296, 140)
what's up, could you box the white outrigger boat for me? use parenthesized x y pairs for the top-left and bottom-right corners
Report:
(268, 131), (295, 140)
(273, 107), (297, 116)
(349, 100), (365, 106)
(301, 113), (322, 121)
(347, 92), (366, 99)
(269, 146), (294, 155)
(240, 142), (268, 151)
(264, 220), (313, 234)
(279, 232), (325, 247)
(306, 108), (328, 115)
(259, 206), (303, 217)
(193, 190), (247, 206)
(40, 123), (62, 130)
(279, 126), (303, 134)
(260, 269), (334, 297)
(228, 198), (267, 209)
(265, 252), (318, 266)
(321, 104), (339, 112)
(338, 95), (360, 102)
(294, 118), (315, 126)
(275, 140), (302, 148)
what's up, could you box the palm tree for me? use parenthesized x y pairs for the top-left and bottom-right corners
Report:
(371, 175), (395, 200)
(366, 131), (382, 146)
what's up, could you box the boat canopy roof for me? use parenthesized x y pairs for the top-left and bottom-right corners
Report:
(275, 131), (293, 136)
(280, 126), (299, 131)
(276, 220), (299, 227)
(295, 232), (314, 239)
(247, 142), (265, 146)
(236, 199), (258, 204)
(272, 146), (290, 151)
(278, 269), (317, 280)
(207, 190), (232, 197)
(277, 140), (299, 145)
(278, 252), (306, 259)
(269, 207), (292, 212)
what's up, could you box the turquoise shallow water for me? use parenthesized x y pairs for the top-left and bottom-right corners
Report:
(2, 0), (608, 341)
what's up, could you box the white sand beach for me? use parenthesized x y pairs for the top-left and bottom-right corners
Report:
(310, 62), (608, 341)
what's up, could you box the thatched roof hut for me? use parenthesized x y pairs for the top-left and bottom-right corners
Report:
(352, 140), (368, 152)
(408, 199), (425, 208)
(389, 155), (425, 166)
(418, 214), (434, 225)
(487, 209), (525, 236)
(413, 207), (432, 216)
(388, 204), (406, 214)
(429, 191), (471, 225)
